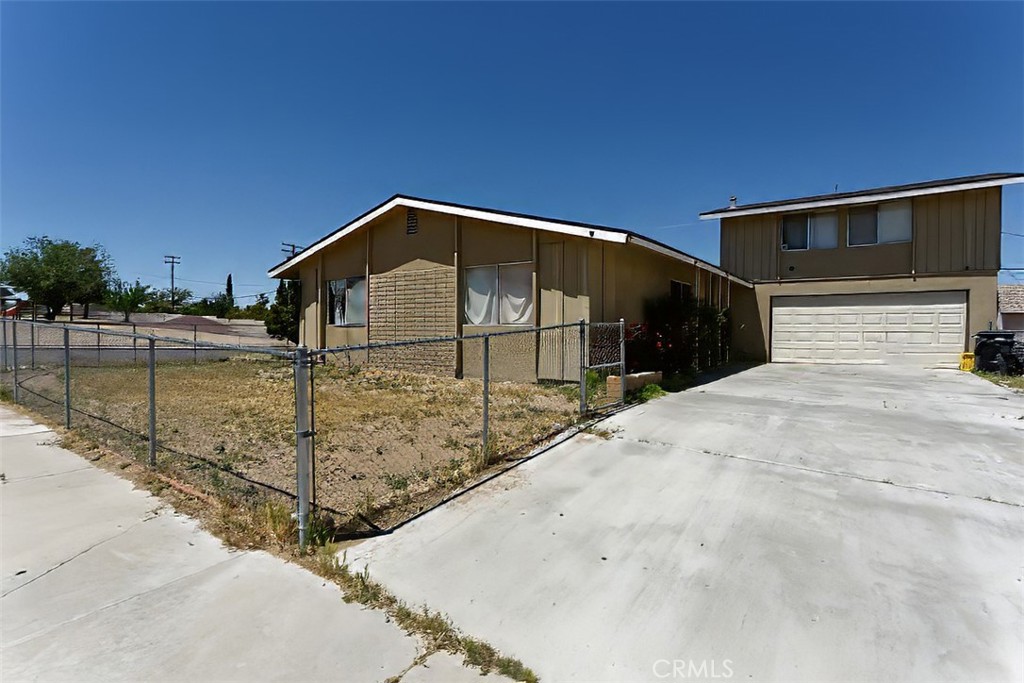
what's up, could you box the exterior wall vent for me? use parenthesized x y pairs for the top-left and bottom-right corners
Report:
(406, 209), (419, 235)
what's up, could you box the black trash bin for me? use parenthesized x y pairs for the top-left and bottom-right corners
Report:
(973, 331), (1023, 375)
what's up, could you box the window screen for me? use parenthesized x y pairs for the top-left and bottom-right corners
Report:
(782, 214), (809, 250)
(465, 266), (498, 325)
(809, 212), (838, 249)
(848, 207), (878, 246)
(877, 201), (912, 243)
(327, 276), (366, 325)
(498, 263), (533, 324)
(464, 263), (534, 325)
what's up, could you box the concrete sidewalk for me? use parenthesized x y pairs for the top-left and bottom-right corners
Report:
(0, 406), (488, 682)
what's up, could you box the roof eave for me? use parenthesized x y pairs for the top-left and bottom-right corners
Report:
(699, 175), (1024, 220)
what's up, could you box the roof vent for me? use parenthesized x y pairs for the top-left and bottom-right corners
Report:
(406, 209), (418, 235)
(729, 196), (737, 208)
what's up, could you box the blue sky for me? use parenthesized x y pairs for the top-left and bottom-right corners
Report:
(2, 1), (1023, 301)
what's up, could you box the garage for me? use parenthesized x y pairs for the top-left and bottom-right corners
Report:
(771, 291), (967, 366)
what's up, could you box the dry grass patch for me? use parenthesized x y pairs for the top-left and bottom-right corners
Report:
(28, 357), (576, 528)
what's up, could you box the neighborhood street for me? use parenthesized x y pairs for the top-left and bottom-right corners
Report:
(0, 406), (494, 683)
(347, 364), (1024, 682)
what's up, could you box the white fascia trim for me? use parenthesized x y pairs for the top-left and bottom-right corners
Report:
(699, 176), (1024, 220)
(629, 236), (753, 288)
(268, 197), (629, 278)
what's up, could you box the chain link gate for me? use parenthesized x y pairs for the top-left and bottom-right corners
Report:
(584, 319), (626, 412)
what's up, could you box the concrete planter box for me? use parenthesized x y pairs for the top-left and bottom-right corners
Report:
(607, 371), (662, 397)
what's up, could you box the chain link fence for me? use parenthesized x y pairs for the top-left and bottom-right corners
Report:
(2, 317), (625, 546)
(0, 317), (299, 511)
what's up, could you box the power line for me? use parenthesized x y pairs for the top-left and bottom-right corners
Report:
(1002, 231), (1024, 238)
(131, 273), (269, 288)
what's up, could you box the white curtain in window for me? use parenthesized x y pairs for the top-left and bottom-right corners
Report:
(329, 280), (345, 325)
(345, 277), (366, 325)
(465, 266), (497, 325)
(499, 263), (534, 324)
(878, 201), (912, 244)
(809, 212), (838, 249)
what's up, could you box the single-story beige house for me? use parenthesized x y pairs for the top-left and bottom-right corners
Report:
(998, 285), (1024, 330)
(268, 195), (751, 379)
(700, 172), (1024, 366)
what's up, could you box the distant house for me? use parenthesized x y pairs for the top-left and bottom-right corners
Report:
(700, 173), (1024, 366)
(268, 195), (749, 379)
(998, 285), (1024, 330)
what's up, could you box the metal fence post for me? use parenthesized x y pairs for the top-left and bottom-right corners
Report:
(482, 335), (490, 458)
(193, 324), (198, 364)
(578, 319), (586, 415)
(12, 320), (19, 403)
(293, 346), (311, 548)
(64, 327), (72, 429)
(133, 323), (138, 364)
(30, 322), (35, 370)
(96, 324), (101, 366)
(148, 339), (157, 466)
(1, 316), (8, 371)
(619, 318), (626, 404)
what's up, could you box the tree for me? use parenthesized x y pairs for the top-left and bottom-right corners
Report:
(106, 279), (153, 322)
(0, 237), (113, 320)
(265, 280), (300, 344)
(225, 274), (234, 307)
(143, 287), (194, 313)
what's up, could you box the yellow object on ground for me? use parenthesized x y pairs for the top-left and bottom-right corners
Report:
(959, 352), (975, 371)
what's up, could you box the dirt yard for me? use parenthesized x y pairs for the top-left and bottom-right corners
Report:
(27, 357), (578, 526)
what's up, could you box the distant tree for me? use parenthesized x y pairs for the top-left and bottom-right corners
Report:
(183, 292), (232, 318)
(229, 292), (270, 320)
(0, 237), (113, 320)
(106, 279), (153, 322)
(143, 287), (194, 313)
(225, 274), (234, 306)
(265, 280), (300, 344)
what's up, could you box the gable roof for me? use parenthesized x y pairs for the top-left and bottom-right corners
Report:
(998, 285), (1024, 314)
(268, 194), (752, 286)
(699, 173), (1024, 220)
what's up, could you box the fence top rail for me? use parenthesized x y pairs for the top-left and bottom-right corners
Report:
(314, 320), (587, 357)
(3, 318), (294, 358)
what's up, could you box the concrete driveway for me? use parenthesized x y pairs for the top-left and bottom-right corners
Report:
(348, 364), (1024, 682)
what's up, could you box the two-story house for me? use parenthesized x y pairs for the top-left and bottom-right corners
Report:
(700, 173), (1024, 366)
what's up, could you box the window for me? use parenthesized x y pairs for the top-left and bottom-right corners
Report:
(670, 280), (692, 302)
(809, 212), (838, 249)
(782, 211), (837, 250)
(878, 200), (912, 243)
(848, 206), (877, 246)
(848, 200), (912, 246)
(327, 276), (366, 325)
(464, 262), (534, 325)
(781, 214), (808, 250)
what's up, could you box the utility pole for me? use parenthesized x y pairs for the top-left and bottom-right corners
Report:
(163, 255), (181, 312)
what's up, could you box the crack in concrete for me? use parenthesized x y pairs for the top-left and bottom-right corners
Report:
(2, 517), (151, 599)
(3, 553), (247, 649)
(2, 466), (93, 484)
(615, 434), (1023, 508)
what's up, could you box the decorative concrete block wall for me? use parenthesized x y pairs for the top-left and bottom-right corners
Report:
(368, 266), (457, 373)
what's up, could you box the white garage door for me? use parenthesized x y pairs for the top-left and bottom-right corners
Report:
(771, 291), (967, 366)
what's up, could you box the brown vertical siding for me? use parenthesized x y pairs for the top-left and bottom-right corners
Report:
(726, 188), (1002, 282)
(913, 187), (1001, 274)
(721, 215), (778, 281)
